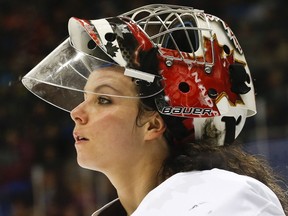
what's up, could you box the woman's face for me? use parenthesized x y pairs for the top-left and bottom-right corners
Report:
(70, 66), (148, 172)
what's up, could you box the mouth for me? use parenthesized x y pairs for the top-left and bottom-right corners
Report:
(73, 132), (89, 143)
(76, 136), (89, 141)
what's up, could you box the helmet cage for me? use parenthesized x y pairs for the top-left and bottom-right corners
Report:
(121, 4), (215, 70)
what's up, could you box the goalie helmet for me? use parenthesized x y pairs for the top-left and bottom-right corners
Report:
(22, 4), (256, 145)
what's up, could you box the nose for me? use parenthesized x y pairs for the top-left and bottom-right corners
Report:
(70, 102), (88, 125)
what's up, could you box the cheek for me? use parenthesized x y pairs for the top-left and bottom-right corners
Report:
(91, 108), (138, 144)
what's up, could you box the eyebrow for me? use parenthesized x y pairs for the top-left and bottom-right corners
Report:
(84, 84), (123, 96)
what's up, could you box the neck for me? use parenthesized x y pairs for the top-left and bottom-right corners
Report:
(118, 167), (160, 215)
(104, 142), (168, 215)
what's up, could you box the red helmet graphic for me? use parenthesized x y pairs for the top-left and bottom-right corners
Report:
(22, 4), (256, 145)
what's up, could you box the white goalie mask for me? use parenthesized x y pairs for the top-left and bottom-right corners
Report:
(22, 4), (256, 145)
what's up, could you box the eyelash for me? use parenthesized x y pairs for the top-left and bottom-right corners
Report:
(97, 96), (112, 105)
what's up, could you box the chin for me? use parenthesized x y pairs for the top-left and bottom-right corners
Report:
(76, 157), (101, 172)
(77, 157), (92, 169)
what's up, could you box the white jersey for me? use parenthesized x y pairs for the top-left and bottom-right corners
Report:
(92, 169), (285, 216)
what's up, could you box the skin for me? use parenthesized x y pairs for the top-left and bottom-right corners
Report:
(70, 66), (169, 215)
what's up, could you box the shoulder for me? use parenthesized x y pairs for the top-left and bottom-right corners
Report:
(132, 169), (285, 216)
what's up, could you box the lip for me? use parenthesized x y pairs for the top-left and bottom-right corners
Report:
(73, 131), (89, 144)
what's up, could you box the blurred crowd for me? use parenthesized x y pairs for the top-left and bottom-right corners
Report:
(0, 0), (287, 215)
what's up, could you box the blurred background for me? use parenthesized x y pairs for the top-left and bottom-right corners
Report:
(0, 0), (287, 215)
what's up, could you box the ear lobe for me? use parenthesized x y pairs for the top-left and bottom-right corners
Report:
(144, 113), (166, 141)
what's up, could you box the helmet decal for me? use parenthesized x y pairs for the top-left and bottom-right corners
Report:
(157, 36), (246, 118)
(229, 63), (251, 94)
(206, 14), (243, 54)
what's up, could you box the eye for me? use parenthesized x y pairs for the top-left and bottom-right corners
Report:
(97, 96), (112, 105)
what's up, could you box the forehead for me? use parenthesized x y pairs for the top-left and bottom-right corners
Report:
(84, 66), (137, 96)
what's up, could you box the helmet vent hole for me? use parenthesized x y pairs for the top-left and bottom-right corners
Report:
(208, 88), (218, 98)
(105, 32), (116, 42)
(87, 39), (96, 50)
(179, 82), (190, 93)
(223, 45), (230, 55)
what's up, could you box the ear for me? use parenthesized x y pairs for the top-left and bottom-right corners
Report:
(144, 113), (166, 141)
